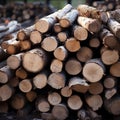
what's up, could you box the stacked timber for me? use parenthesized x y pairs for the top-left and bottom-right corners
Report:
(0, 4), (120, 120)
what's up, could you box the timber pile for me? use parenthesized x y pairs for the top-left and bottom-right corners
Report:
(0, 4), (120, 120)
(0, 1), (55, 23)
(92, 0), (120, 11)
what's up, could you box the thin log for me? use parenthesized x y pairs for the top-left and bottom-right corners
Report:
(77, 16), (101, 33)
(53, 23), (63, 33)
(105, 88), (117, 99)
(26, 91), (37, 102)
(19, 40), (31, 51)
(67, 95), (83, 110)
(89, 37), (101, 48)
(48, 72), (66, 89)
(57, 31), (68, 42)
(60, 86), (72, 97)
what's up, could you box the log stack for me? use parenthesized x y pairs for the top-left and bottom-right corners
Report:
(0, 4), (120, 120)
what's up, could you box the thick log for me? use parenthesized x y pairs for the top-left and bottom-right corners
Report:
(33, 72), (47, 89)
(69, 77), (89, 93)
(52, 104), (69, 120)
(0, 102), (8, 113)
(0, 66), (14, 84)
(57, 4), (73, 19)
(100, 28), (119, 49)
(50, 59), (63, 73)
(22, 48), (47, 73)
(89, 37), (100, 48)
(11, 94), (26, 110)
(26, 91), (37, 102)
(101, 49), (119, 65)
(65, 58), (82, 75)
(110, 61), (120, 77)
(65, 37), (80, 52)
(0, 84), (13, 101)
(108, 19), (120, 39)
(16, 67), (28, 79)
(17, 25), (34, 41)
(48, 72), (66, 89)
(83, 59), (105, 82)
(30, 30), (42, 44)
(19, 79), (32, 93)
(73, 25), (88, 41)
(53, 46), (68, 61)
(48, 92), (62, 105)
(36, 98), (50, 112)
(77, 16), (101, 33)
(86, 95), (103, 111)
(7, 53), (23, 69)
(41, 36), (58, 52)
(88, 82), (103, 95)
(59, 9), (78, 28)
(104, 96), (120, 115)
(67, 95), (83, 110)
(103, 76), (116, 89)
(76, 47), (93, 63)
(60, 86), (72, 97)
(105, 88), (117, 99)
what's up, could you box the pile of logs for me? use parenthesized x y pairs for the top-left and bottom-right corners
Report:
(0, 1), (55, 23)
(92, 0), (120, 11)
(1, 4), (120, 120)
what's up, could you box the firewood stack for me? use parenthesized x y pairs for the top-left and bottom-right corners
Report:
(0, 4), (120, 120)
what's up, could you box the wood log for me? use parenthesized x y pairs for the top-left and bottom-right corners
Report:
(0, 66), (14, 84)
(77, 16), (101, 33)
(19, 79), (32, 93)
(110, 61), (120, 77)
(105, 88), (117, 99)
(104, 96), (120, 115)
(57, 31), (68, 42)
(59, 9), (78, 28)
(11, 94), (26, 110)
(83, 59), (105, 82)
(88, 82), (103, 95)
(53, 46), (68, 61)
(7, 53), (23, 69)
(53, 23), (63, 33)
(101, 49), (119, 65)
(65, 58), (82, 75)
(30, 30), (42, 44)
(0, 84), (13, 101)
(19, 40), (31, 51)
(73, 25), (88, 41)
(69, 77), (89, 93)
(22, 48), (47, 73)
(33, 72), (47, 89)
(26, 91), (37, 102)
(17, 25), (34, 41)
(108, 19), (120, 39)
(76, 47), (93, 63)
(48, 72), (66, 89)
(89, 37), (101, 48)
(15, 67), (28, 79)
(50, 59), (63, 73)
(41, 36), (58, 52)
(48, 92), (62, 105)
(41, 112), (56, 120)
(60, 86), (72, 97)
(86, 95), (103, 111)
(35, 12), (58, 33)
(77, 109), (90, 120)
(67, 95), (83, 110)
(0, 102), (8, 113)
(36, 98), (50, 112)
(103, 76), (116, 89)
(52, 104), (69, 120)
(100, 28), (119, 49)
(65, 37), (80, 52)
(8, 77), (19, 87)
